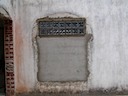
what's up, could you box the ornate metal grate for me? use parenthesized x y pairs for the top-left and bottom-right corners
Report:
(38, 18), (86, 36)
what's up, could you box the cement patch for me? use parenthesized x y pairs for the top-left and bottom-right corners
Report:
(37, 37), (88, 82)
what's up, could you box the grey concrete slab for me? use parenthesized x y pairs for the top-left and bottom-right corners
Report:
(37, 37), (88, 82)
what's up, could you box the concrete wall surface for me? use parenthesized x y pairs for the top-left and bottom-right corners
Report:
(1, 0), (128, 94)
(37, 37), (87, 82)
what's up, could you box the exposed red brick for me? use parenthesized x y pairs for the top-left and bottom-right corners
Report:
(4, 19), (15, 96)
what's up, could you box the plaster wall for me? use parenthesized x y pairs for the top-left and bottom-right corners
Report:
(1, 0), (128, 94)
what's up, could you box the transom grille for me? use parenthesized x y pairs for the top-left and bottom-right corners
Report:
(38, 18), (86, 36)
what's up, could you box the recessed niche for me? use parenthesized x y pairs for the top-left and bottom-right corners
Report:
(37, 18), (89, 82)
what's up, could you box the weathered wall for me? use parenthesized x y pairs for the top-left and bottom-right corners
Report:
(1, 0), (128, 94)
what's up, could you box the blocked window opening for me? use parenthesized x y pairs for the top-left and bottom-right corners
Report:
(37, 18), (89, 82)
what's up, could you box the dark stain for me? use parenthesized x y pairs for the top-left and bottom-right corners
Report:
(14, 21), (29, 93)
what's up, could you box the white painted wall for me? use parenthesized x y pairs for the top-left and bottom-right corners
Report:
(1, 0), (128, 93)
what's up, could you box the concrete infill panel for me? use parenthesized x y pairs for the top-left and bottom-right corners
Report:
(37, 37), (87, 82)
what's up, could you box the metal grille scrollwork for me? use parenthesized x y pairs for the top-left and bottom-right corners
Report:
(38, 18), (86, 36)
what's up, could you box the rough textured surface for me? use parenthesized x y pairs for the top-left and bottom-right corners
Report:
(37, 82), (88, 93)
(1, 0), (128, 94)
(16, 92), (128, 96)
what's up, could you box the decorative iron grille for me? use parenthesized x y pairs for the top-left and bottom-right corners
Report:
(38, 18), (86, 36)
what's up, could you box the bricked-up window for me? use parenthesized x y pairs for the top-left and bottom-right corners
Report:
(37, 18), (88, 82)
